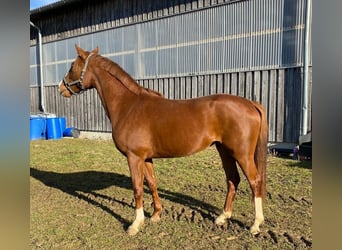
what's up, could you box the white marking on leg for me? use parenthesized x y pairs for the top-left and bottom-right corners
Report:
(250, 197), (264, 235)
(215, 210), (232, 226)
(127, 208), (145, 236)
(135, 207), (144, 222)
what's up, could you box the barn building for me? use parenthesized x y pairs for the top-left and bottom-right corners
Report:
(30, 0), (312, 145)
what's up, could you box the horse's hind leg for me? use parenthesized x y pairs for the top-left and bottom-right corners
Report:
(144, 159), (162, 222)
(215, 143), (240, 226)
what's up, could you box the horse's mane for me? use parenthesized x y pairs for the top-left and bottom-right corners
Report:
(96, 55), (163, 97)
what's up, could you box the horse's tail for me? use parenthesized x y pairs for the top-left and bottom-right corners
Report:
(253, 102), (268, 200)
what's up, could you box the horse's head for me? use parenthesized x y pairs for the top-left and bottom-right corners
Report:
(59, 44), (99, 97)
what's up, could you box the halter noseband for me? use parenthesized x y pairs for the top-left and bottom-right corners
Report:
(62, 53), (94, 95)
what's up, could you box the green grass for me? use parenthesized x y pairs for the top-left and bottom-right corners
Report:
(30, 139), (312, 249)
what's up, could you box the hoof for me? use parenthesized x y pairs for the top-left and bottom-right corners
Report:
(250, 225), (261, 235)
(127, 220), (144, 236)
(127, 225), (140, 236)
(150, 215), (161, 223)
(215, 215), (226, 226)
(215, 211), (231, 226)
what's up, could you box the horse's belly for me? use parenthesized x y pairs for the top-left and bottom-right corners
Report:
(152, 129), (216, 158)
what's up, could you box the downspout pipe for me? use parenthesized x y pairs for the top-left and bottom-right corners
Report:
(30, 21), (46, 113)
(301, 0), (312, 136)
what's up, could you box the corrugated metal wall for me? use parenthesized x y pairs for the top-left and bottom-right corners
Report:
(30, 0), (312, 143)
(31, 67), (311, 142)
(30, 0), (308, 85)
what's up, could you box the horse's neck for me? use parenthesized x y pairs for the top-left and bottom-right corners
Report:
(114, 74), (141, 96)
(105, 61), (142, 96)
(93, 67), (137, 125)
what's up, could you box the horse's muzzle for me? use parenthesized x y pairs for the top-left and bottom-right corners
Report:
(58, 80), (72, 98)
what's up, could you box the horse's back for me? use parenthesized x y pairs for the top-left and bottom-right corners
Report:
(135, 93), (261, 136)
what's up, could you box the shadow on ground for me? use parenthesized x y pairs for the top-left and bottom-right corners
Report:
(30, 167), (229, 227)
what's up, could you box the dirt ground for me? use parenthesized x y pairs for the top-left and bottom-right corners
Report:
(30, 139), (312, 249)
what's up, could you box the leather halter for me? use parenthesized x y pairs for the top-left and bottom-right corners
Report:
(61, 53), (93, 95)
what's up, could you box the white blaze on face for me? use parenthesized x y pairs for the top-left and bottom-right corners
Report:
(58, 80), (72, 97)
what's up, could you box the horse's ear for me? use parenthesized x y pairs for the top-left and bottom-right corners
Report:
(75, 44), (87, 59)
(92, 46), (99, 54)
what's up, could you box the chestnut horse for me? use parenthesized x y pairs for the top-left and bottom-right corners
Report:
(59, 45), (268, 236)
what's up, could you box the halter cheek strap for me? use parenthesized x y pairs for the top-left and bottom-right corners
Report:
(62, 53), (94, 95)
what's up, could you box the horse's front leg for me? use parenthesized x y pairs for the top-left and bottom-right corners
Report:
(144, 159), (162, 222)
(126, 154), (145, 236)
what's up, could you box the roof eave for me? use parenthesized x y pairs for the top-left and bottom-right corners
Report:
(30, 0), (81, 16)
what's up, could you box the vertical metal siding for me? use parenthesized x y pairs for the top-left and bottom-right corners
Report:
(30, 68), (305, 142)
(30, 0), (308, 86)
(30, 0), (311, 143)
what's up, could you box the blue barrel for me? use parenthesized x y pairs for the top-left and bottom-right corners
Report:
(30, 116), (46, 140)
(59, 117), (66, 135)
(63, 127), (80, 138)
(46, 117), (62, 140)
